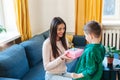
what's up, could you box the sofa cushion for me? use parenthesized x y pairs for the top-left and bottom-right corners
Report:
(30, 34), (45, 41)
(0, 44), (29, 79)
(41, 30), (49, 39)
(22, 62), (45, 80)
(20, 35), (45, 67)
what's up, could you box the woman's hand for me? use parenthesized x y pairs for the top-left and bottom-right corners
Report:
(60, 52), (72, 60)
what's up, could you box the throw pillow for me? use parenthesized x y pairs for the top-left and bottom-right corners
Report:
(66, 34), (74, 48)
(0, 44), (29, 79)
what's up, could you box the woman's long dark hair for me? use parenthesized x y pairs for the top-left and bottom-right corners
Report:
(50, 17), (67, 58)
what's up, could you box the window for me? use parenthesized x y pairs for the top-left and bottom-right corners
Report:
(0, 0), (20, 44)
(102, 0), (120, 21)
(103, 0), (115, 16)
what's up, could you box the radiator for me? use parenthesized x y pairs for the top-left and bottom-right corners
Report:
(102, 29), (120, 49)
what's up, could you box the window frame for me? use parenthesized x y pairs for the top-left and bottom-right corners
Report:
(102, 0), (120, 21)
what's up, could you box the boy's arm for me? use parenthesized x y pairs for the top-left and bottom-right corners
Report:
(81, 51), (97, 77)
(71, 73), (84, 79)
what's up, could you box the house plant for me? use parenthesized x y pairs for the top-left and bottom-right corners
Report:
(0, 25), (6, 33)
(105, 46), (120, 69)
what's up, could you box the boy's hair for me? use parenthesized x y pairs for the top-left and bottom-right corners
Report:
(83, 21), (101, 38)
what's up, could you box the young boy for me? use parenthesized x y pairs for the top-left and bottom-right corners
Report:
(71, 21), (105, 80)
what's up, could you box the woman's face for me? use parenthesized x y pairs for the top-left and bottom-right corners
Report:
(56, 23), (65, 40)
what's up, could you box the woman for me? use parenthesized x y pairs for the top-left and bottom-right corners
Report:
(42, 17), (72, 80)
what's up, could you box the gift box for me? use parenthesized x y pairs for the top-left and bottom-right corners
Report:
(65, 48), (84, 59)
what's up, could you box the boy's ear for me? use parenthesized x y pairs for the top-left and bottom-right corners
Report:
(89, 33), (94, 39)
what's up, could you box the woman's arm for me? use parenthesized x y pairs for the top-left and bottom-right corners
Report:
(81, 52), (97, 77)
(42, 40), (64, 71)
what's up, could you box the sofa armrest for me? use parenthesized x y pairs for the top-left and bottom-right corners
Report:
(72, 35), (86, 48)
(0, 77), (20, 80)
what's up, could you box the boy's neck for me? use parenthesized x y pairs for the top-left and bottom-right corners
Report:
(91, 38), (101, 44)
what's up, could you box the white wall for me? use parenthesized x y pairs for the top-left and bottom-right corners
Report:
(28, 0), (75, 36)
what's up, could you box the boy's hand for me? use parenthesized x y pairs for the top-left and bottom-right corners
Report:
(71, 73), (84, 79)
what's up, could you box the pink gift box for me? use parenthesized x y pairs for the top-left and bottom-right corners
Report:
(65, 48), (84, 59)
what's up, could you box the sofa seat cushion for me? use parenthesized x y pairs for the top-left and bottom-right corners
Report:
(22, 62), (45, 80)
(0, 44), (29, 79)
(20, 35), (45, 67)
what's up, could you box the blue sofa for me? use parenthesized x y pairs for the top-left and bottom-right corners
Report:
(0, 30), (86, 80)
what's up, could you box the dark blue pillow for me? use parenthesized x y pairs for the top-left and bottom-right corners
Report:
(0, 44), (29, 79)
(20, 35), (45, 67)
(72, 35), (86, 48)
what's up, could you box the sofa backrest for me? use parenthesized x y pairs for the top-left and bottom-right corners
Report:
(41, 30), (49, 39)
(0, 44), (29, 79)
(20, 34), (45, 68)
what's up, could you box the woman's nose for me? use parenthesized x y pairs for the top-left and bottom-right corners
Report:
(61, 29), (65, 33)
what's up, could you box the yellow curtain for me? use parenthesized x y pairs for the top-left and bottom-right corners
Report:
(14, 0), (32, 41)
(75, 0), (103, 35)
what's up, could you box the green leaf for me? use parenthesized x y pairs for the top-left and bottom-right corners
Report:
(0, 25), (6, 33)
(111, 46), (116, 50)
(105, 45), (120, 57)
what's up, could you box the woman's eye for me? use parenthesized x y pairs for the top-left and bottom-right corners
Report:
(58, 29), (61, 31)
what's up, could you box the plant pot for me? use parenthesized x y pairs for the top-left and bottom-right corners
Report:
(107, 57), (114, 69)
(107, 57), (114, 64)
